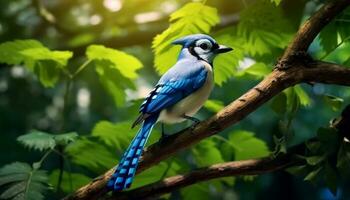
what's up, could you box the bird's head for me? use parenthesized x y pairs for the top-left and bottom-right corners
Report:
(172, 34), (233, 64)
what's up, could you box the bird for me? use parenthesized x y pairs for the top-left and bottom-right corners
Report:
(107, 34), (233, 191)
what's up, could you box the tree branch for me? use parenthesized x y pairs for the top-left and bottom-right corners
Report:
(110, 154), (302, 200)
(280, 0), (350, 62)
(63, 0), (350, 199)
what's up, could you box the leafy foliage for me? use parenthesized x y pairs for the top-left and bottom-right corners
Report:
(0, 40), (72, 87)
(237, 0), (293, 56)
(213, 29), (245, 85)
(287, 127), (350, 195)
(319, 7), (350, 52)
(152, 2), (220, 74)
(236, 62), (272, 79)
(86, 45), (143, 106)
(323, 95), (344, 111)
(65, 137), (116, 173)
(192, 139), (224, 167)
(49, 170), (91, 193)
(66, 120), (161, 173)
(0, 162), (49, 200)
(221, 130), (270, 160)
(17, 131), (78, 151)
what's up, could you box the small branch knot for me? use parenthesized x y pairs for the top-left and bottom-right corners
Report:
(275, 51), (314, 70)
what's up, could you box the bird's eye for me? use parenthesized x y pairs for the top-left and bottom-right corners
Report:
(200, 43), (209, 50)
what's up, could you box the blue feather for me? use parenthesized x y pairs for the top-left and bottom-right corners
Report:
(107, 114), (158, 191)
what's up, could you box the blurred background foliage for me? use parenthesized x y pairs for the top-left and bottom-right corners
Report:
(0, 0), (349, 199)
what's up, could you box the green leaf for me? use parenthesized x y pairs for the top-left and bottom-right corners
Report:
(181, 183), (212, 200)
(270, 0), (282, 6)
(237, 0), (293, 56)
(53, 132), (78, 146)
(17, 131), (78, 151)
(304, 166), (322, 182)
(323, 95), (344, 111)
(49, 170), (91, 193)
(237, 62), (271, 79)
(86, 45), (142, 79)
(192, 138), (224, 167)
(0, 40), (72, 87)
(319, 7), (350, 52)
(277, 86), (311, 115)
(130, 162), (168, 189)
(306, 156), (325, 166)
(204, 99), (224, 113)
(270, 93), (287, 115)
(0, 162), (49, 200)
(152, 2), (220, 74)
(293, 85), (311, 107)
(86, 45), (142, 107)
(92, 120), (160, 151)
(286, 165), (308, 175)
(337, 143), (350, 177)
(17, 131), (56, 151)
(92, 121), (133, 151)
(213, 29), (245, 85)
(228, 130), (270, 160)
(65, 137), (116, 173)
(305, 140), (321, 154)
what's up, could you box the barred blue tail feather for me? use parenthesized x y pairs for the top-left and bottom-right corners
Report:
(107, 114), (158, 191)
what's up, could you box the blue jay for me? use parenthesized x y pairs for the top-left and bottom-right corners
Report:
(107, 34), (232, 191)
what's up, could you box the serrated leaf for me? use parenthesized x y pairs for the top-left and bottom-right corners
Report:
(92, 121), (133, 151)
(86, 45), (142, 107)
(204, 99), (224, 113)
(237, 0), (293, 56)
(323, 95), (343, 111)
(65, 137), (116, 173)
(17, 131), (56, 151)
(86, 45), (142, 79)
(53, 132), (78, 146)
(152, 2), (220, 74)
(293, 85), (311, 107)
(228, 130), (270, 160)
(92, 120), (160, 152)
(17, 131), (78, 151)
(192, 138), (224, 167)
(0, 40), (72, 87)
(49, 170), (91, 193)
(213, 30), (244, 85)
(0, 162), (48, 200)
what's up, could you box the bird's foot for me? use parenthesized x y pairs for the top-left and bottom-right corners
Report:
(182, 115), (201, 131)
(158, 132), (170, 144)
(189, 120), (201, 131)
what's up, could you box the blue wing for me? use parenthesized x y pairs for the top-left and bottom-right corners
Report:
(140, 61), (208, 115)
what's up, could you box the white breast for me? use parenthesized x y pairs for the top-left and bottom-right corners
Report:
(158, 61), (214, 124)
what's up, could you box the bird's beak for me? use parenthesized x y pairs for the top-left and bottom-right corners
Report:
(215, 45), (233, 54)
